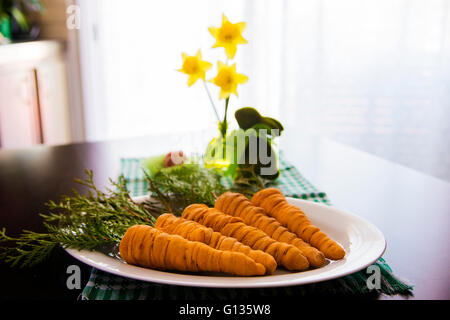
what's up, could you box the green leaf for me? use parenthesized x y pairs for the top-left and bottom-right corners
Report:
(10, 6), (29, 31)
(235, 107), (263, 130)
(235, 107), (284, 136)
(259, 117), (283, 136)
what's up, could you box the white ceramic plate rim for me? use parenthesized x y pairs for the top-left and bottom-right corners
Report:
(65, 197), (386, 288)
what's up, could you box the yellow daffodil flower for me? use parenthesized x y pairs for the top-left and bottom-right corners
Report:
(209, 14), (247, 59)
(178, 50), (212, 86)
(210, 61), (248, 99)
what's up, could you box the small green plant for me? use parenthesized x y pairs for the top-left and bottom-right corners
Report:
(0, 0), (42, 37)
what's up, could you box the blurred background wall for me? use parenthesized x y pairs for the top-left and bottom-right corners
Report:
(77, 0), (449, 181)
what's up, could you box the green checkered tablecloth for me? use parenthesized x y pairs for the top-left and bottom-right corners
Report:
(80, 155), (413, 300)
(118, 155), (330, 204)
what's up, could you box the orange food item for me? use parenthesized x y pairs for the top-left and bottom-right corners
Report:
(252, 188), (345, 260)
(182, 204), (310, 271)
(119, 224), (266, 276)
(155, 213), (277, 274)
(215, 192), (326, 267)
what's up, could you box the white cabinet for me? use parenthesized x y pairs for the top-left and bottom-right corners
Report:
(0, 40), (71, 149)
(0, 69), (42, 148)
(36, 58), (71, 145)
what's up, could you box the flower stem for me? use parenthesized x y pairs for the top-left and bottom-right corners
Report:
(220, 97), (230, 137)
(203, 81), (220, 122)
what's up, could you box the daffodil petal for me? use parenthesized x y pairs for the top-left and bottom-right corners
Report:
(236, 35), (248, 44)
(219, 89), (231, 100)
(208, 26), (219, 37)
(235, 73), (248, 84)
(212, 41), (222, 48)
(236, 22), (246, 33)
(225, 44), (237, 59)
(200, 61), (212, 70)
(187, 74), (201, 87)
(217, 61), (226, 69)
(222, 14), (229, 24)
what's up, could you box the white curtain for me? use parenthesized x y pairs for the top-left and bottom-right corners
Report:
(279, 0), (450, 182)
(78, 0), (450, 181)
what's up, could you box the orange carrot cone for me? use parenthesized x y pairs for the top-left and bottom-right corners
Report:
(155, 213), (277, 274)
(252, 188), (345, 260)
(182, 204), (310, 271)
(215, 191), (326, 267)
(119, 225), (266, 276)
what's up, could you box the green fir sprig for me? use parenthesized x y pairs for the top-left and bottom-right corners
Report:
(0, 165), (227, 268)
(0, 169), (155, 268)
(143, 164), (226, 216)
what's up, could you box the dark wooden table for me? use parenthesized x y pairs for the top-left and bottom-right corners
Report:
(0, 133), (449, 300)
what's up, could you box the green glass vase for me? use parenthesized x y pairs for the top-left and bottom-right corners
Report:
(204, 122), (232, 171)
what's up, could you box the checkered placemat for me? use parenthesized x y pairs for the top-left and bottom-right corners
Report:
(118, 155), (330, 204)
(80, 155), (413, 300)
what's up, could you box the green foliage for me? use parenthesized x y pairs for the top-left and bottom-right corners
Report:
(144, 164), (226, 216)
(213, 107), (284, 195)
(0, 229), (56, 268)
(0, 0), (43, 31)
(234, 107), (284, 134)
(0, 164), (227, 268)
(0, 169), (155, 268)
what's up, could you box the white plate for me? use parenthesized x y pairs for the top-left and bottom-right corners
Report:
(65, 197), (386, 288)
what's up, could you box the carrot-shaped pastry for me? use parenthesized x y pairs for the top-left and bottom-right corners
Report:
(215, 192), (326, 267)
(119, 225), (266, 276)
(182, 204), (310, 271)
(155, 213), (277, 274)
(252, 188), (345, 260)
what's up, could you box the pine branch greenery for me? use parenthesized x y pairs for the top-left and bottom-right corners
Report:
(143, 164), (226, 216)
(229, 165), (272, 198)
(0, 165), (227, 268)
(0, 169), (156, 268)
(0, 229), (56, 268)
